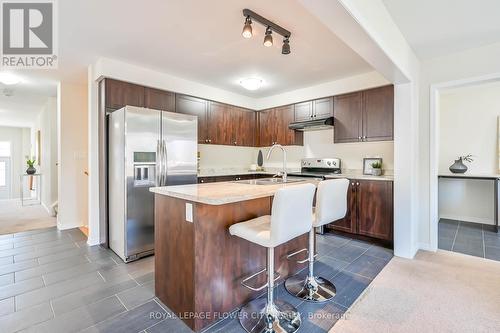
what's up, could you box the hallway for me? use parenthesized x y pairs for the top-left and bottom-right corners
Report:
(0, 200), (56, 235)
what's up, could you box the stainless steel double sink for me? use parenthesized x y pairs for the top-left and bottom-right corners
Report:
(232, 177), (309, 185)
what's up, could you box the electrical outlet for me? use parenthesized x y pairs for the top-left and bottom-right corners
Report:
(185, 203), (193, 223)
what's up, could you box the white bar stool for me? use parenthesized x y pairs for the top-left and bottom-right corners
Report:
(285, 178), (349, 302)
(229, 183), (316, 333)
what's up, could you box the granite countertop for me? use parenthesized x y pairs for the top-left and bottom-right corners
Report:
(324, 172), (394, 182)
(150, 178), (319, 205)
(197, 168), (394, 181)
(197, 167), (299, 177)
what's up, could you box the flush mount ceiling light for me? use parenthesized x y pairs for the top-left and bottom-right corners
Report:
(241, 9), (291, 55)
(239, 78), (263, 91)
(0, 72), (21, 85)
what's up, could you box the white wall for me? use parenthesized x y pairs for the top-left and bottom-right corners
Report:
(419, 41), (500, 248)
(33, 97), (58, 213)
(255, 71), (389, 109)
(0, 126), (30, 198)
(437, 81), (500, 225)
(300, 0), (420, 258)
(58, 82), (88, 230)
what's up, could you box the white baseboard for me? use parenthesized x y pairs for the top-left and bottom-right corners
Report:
(56, 222), (83, 230)
(439, 214), (494, 225)
(41, 202), (51, 215)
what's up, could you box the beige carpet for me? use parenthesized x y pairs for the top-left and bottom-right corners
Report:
(0, 199), (56, 235)
(331, 250), (500, 333)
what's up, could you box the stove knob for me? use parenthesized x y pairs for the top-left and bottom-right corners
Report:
(327, 161), (331, 166)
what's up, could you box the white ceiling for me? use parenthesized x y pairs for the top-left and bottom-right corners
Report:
(0, 74), (56, 128)
(383, 0), (500, 60)
(6, 0), (372, 99)
(2, 0), (376, 125)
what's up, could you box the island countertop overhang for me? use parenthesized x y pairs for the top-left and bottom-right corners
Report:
(149, 179), (320, 205)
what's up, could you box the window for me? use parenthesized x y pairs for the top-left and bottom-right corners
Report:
(0, 142), (10, 157)
(0, 161), (5, 187)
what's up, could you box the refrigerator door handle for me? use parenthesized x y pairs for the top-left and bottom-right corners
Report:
(155, 139), (161, 186)
(161, 139), (168, 186)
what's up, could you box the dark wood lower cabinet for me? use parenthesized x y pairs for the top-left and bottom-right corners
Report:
(331, 180), (357, 233)
(330, 179), (393, 242)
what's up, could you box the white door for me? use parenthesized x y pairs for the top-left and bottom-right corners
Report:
(0, 157), (11, 199)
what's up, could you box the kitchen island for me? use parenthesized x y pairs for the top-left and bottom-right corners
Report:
(150, 179), (318, 331)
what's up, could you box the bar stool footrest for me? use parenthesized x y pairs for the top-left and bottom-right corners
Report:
(286, 248), (318, 264)
(241, 268), (281, 292)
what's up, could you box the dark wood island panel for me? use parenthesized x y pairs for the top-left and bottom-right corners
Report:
(154, 195), (309, 331)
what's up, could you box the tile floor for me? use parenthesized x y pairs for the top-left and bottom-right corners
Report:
(438, 218), (500, 261)
(0, 227), (392, 333)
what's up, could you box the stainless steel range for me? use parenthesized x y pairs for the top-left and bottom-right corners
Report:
(288, 158), (342, 179)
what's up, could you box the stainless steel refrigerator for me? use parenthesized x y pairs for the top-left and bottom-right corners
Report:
(108, 106), (197, 262)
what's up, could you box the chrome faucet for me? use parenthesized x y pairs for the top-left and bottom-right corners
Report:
(266, 144), (287, 182)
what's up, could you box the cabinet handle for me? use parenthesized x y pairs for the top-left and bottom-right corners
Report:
(208, 139), (212, 143)
(234, 141), (237, 145)
(363, 136), (367, 141)
(356, 182), (360, 186)
(201, 179), (204, 183)
(205, 139), (208, 143)
(358, 136), (362, 141)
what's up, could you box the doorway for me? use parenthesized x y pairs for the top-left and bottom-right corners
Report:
(0, 156), (11, 200)
(430, 74), (500, 261)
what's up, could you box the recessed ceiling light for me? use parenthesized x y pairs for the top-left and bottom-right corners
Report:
(239, 78), (263, 91)
(0, 72), (21, 85)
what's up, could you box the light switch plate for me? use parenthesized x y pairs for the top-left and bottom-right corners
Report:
(185, 203), (193, 223)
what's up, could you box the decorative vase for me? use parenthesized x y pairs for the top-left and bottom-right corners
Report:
(449, 158), (467, 173)
(257, 150), (263, 167)
(372, 168), (382, 176)
(26, 166), (36, 175)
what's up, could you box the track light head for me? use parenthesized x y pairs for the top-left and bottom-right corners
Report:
(242, 16), (252, 38)
(263, 27), (273, 47)
(282, 37), (290, 55)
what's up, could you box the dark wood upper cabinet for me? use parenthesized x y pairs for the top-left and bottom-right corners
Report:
(313, 97), (334, 119)
(362, 85), (394, 142)
(257, 109), (274, 147)
(330, 180), (357, 234)
(145, 87), (175, 112)
(208, 101), (232, 145)
(334, 86), (393, 143)
(175, 94), (209, 144)
(294, 97), (333, 122)
(105, 79), (145, 110)
(333, 92), (363, 143)
(357, 180), (393, 241)
(294, 101), (313, 121)
(275, 105), (303, 146)
(233, 107), (255, 147)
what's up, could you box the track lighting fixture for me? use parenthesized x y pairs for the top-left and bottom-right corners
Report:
(241, 9), (291, 55)
(263, 27), (273, 47)
(242, 16), (252, 38)
(282, 37), (290, 55)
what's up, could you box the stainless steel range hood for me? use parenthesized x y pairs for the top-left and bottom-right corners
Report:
(288, 117), (333, 131)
